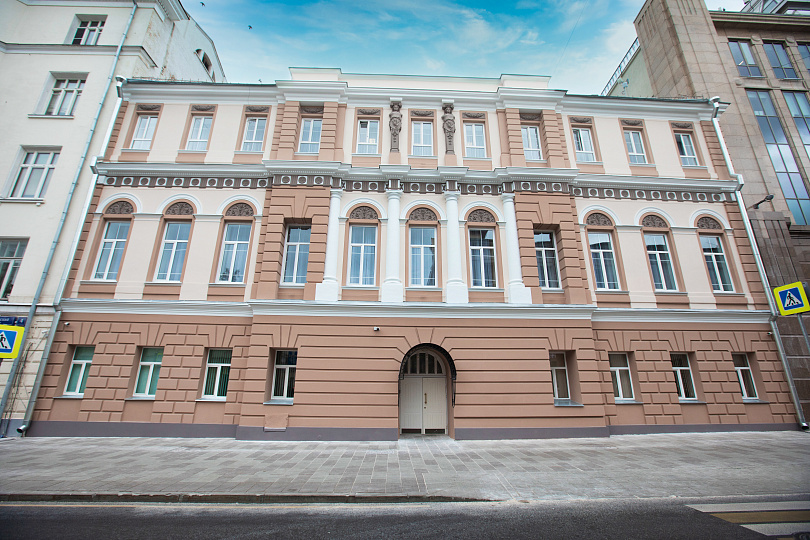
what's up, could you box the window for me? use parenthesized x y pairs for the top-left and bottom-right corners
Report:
(645, 233), (677, 291)
(747, 90), (810, 225)
(298, 118), (322, 153)
(45, 78), (85, 116)
(798, 43), (810, 72)
(9, 151), (59, 199)
(764, 42), (798, 79)
(130, 115), (157, 150)
(348, 225), (376, 286)
(282, 226), (310, 284)
(609, 353), (634, 401)
(700, 235), (733, 292)
(588, 232), (619, 290)
(270, 350), (297, 401)
(93, 221), (130, 280)
(464, 123), (486, 158)
(469, 228), (496, 288)
(186, 116), (212, 151)
(241, 117), (266, 152)
(549, 352), (570, 401)
(202, 349), (231, 399)
(155, 222), (191, 281)
(410, 227), (436, 287)
(572, 127), (596, 162)
(357, 119), (379, 154)
(728, 40), (762, 77)
(670, 353), (696, 400)
(732, 353), (758, 400)
(72, 19), (104, 45)
(675, 132), (699, 166)
(412, 121), (433, 156)
(217, 223), (251, 283)
(133, 348), (163, 397)
(0, 240), (27, 300)
(624, 130), (647, 164)
(534, 231), (560, 288)
(522, 125), (542, 160)
(64, 346), (94, 396)
(784, 92), (810, 158)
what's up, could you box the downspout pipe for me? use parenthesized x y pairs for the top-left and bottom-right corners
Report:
(9, 2), (138, 436)
(709, 96), (807, 429)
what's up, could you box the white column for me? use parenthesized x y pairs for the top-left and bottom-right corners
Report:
(315, 188), (343, 302)
(444, 191), (468, 304)
(501, 193), (533, 304)
(381, 189), (404, 302)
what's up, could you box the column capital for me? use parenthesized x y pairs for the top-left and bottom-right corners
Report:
(385, 189), (403, 200)
(444, 191), (461, 202)
(500, 192), (516, 203)
(329, 188), (344, 198)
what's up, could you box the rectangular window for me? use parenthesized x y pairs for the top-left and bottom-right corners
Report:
(670, 353), (696, 400)
(521, 125), (542, 160)
(0, 240), (27, 300)
(645, 233), (677, 291)
(130, 115), (157, 150)
(464, 123), (486, 158)
(64, 346), (94, 396)
(728, 40), (762, 77)
(155, 222), (191, 281)
(732, 353), (758, 400)
(549, 352), (570, 400)
(93, 221), (130, 280)
(202, 349), (231, 399)
(217, 223), (251, 283)
(747, 90), (810, 225)
(412, 121), (433, 156)
(798, 43), (810, 72)
(72, 19), (104, 45)
(784, 91), (810, 159)
(357, 119), (379, 154)
(572, 127), (596, 162)
(298, 118), (322, 153)
(534, 231), (560, 288)
(700, 236), (733, 292)
(186, 116), (212, 151)
(271, 350), (297, 400)
(588, 232), (619, 290)
(348, 225), (376, 286)
(241, 117), (266, 152)
(675, 132), (699, 166)
(10, 151), (59, 199)
(282, 226), (311, 284)
(46, 78), (85, 116)
(133, 348), (163, 397)
(609, 353), (634, 401)
(469, 228), (496, 288)
(624, 130), (647, 164)
(764, 42), (798, 79)
(410, 227), (436, 287)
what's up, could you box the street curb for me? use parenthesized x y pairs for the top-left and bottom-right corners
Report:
(0, 493), (486, 504)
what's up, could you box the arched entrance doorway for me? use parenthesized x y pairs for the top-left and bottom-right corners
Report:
(398, 345), (456, 435)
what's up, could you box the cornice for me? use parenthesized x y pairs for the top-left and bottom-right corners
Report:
(0, 43), (156, 67)
(573, 174), (740, 193)
(711, 10), (810, 30)
(560, 95), (722, 122)
(122, 81), (280, 104)
(93, 161), (268, 178)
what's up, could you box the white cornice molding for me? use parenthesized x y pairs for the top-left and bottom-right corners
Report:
(561, 95), (722, 121)
(573, 174), (740, 193)
(0, 43), (156, 67)
(121, 82), (280, 104)
(93, 162), (268, 178)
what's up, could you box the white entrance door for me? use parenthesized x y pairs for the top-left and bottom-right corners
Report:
(399, 377), (447, 434)
(400, 377), (423, 431)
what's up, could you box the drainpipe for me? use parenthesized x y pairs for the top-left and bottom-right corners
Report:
(7, 2), (139, 436)
(709, 96), (807, 429)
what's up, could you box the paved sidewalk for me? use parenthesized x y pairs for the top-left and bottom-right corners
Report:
(0, 431), (808, 503)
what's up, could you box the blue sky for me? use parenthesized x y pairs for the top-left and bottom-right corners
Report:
(185, 0), (743, 94)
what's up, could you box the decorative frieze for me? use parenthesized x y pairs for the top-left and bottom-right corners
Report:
(225, 202), (254, 217)
(462, 112), (485, 119)
(349, 205), (379, 220)
(246, 106), (269, 113)
(101, 176), (271, 189)
(571, 186), (728, 203)
(586, 212), (613, 226)
(570, 117), (591, 124)
(301, 106), (324, 114)
(411, 110), (434, 117)
(641, 214), (668, 228)
(697, 216), (723, 229)
(672, 122), (693, 129)
(137, 104), (160, 111)
(520, 113), (541, 121)
(165, 202), (194, 215)
(357, 108), (381, 115)
(468, 209), (495, 223)
(409, 207), (438, 221)
(105, 200), (134, 214)
(192, 104), (216, 112)
(621, 119), (643, 126)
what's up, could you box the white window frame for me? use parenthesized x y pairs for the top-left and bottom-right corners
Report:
(588, 231), (620, 290)
(469, 228), (497, 288)
(534, 230), (560, 289)
(202, 349), (232, 399)
(732, 353), (758, 400)
(550, 352), (570, 401)
(64, 346), (94, 396)
(130, 115), (158, 150)
(522, 125), (542, 160)
(155, 222), (191, 282)
(356, 119), (380, 154)
(572, 127), (596, 162)
(464, 123), (486, 158)
(217, 222), (252, 283)
(675, 132), (699, 166)
(241, 117), (266, 152)
(412, 121), (433, 156)
(45, 78), (85, 116)
(0, 239), (27, 300)
(645, 233), (677, 291)
(298, 118), (322, 153)
(609, 353), (634, 401)
(700, 235), (734, 292)
(671, 353), (697, 400)
(409, 226), (437, 287)
(93, 221), (130, 280)
(348, 225), (377, 286)
(9, 150), (59, 199)
(186, 115), (212, 151)
(624, 130), (647, 164)
(72, 18), (105, 45)
(281, 225), (311, 285)
(133, 348), (163, 397)
(270, 350), (298, 402)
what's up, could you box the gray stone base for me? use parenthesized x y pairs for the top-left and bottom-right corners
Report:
(454, 426), (610, 440)
(236, 426), (399, 441)
(606, 422), (800, 436)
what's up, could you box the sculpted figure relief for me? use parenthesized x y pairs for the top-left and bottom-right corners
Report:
(442, 104), (455, 154)
(389, 102), (402, 152)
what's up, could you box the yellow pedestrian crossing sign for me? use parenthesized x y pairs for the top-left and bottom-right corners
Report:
(774, 281), (810, 316)
(0, 324), (23, 359)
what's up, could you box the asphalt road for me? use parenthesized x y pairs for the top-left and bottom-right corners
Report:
(3, 497), (807, 539)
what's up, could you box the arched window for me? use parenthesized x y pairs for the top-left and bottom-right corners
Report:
(696, 215), (734, 292)
(641, 214), (678, 291)
(466, 208), (498, 288)
(585, 212), (621, 290)
(346, 205), (379, 286)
